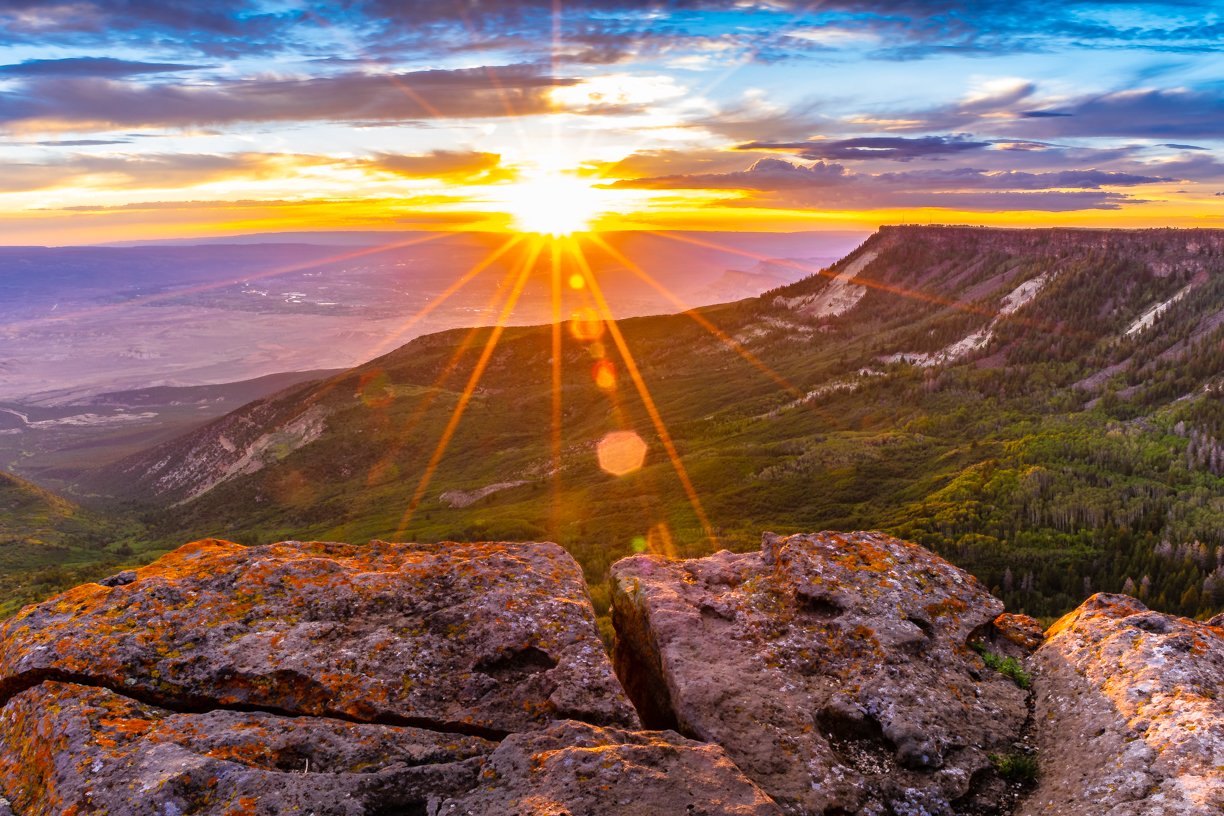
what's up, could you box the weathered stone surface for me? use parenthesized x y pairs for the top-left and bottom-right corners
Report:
(0, 681), (492, 816)
(1208, 612), (1224, 629)
(992, 612), (1045, 655)
(1018, 594), (1224, 816)
(435, 720), (783, 816)
(611, 531), (1030, 815)
(0, 539), (638, 736)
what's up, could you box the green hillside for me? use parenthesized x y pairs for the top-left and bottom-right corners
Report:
(96, 225), (1224, 623)
(0, 470), (143, 616)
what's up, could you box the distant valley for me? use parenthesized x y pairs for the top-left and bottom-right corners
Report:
(5, 225), (1224, 627)
(0, 230), (857, 403)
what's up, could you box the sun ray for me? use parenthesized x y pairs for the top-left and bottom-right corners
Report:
(395, 241), (543, 537)
(360, 234), (525, 360)
(362, 240), (537, 491)
(549, 238), (564, 540)
(584, 233), (805, 399)
(563, 237), (719, 550)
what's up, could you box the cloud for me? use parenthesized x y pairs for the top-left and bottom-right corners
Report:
(0, 66), (577, 131)
(879, 83), (1224, 141)
(0, 57), (205, 77)
(365, 151), (511, 183)
(1012, 88), (1224, 139)
(0, 149), (520, 193)
(32, 138), (131, 146)
(0, 152), (306, 192)
(607, 156), (1169, 211)
(738, 134), (990, 162)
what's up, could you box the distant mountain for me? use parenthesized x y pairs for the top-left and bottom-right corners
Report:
(77, 226), (1224, 621)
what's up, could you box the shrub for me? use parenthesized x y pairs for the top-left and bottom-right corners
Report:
(990, 752), (1040, 784)
(973, 643), (1033, 689)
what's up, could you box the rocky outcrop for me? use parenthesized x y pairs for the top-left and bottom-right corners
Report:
(611, 531), (1031, 815)
(1019, 594), (1224, 816)
(2, 533), (1221, 815)
(0, 539), (771, 815)
(0, 538), (637, 735)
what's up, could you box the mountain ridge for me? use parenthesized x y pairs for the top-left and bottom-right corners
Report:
(45, 225), (1224, 624)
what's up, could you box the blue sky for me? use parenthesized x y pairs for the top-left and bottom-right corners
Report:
(0, 1), (1220, 242)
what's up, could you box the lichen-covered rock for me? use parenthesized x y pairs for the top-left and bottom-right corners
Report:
(0, 681), (492, 816)
(435, 720), (783, 816)
(1018, 594), (1224, 816)
(611, 531), (1029, 815)
(0, 539), (638, 735)
(992, 612), (1045, 655)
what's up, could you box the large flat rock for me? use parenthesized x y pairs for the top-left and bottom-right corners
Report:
(0, 539), (638, 736)
(435, 720), (784, 816)
(1018, 594), (1224, 816)
(0, 681), (493, 816)
(611, 531), (1030, 815)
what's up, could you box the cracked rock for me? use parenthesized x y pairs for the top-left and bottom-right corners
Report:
(0, 681), (492, 816)
(0, 538), (638, 736)
(1017, 594), (1224, 816)
(611, 531), (1029, 815)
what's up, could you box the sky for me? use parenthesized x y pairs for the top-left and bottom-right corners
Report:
(0, 0), (1221, 244)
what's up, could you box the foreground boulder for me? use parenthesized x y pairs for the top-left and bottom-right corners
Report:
(612, 531), (1030, 815)
(0, 539), (777, 815)
(0, 538), (637, 735)
(0, 681), (492, 815)
(1018, 594), (1224, 816)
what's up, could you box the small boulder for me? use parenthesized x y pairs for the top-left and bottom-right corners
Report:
(434, 720), (783, 816)
(0, 539), (638, 736)
(1018, 593), (1224, 816)
(992, 612), (1045, 655)
(611, 531), (1029, 815)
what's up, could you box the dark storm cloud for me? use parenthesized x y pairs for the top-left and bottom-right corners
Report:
(607, 156), (1169, 211)
(0, 66), (576, 130)
(0, 57), (205, 77)
(738, 135), (990, 162)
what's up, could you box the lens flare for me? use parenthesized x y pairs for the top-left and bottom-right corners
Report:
(569, 308), (605, 342)
(598, 431), (648, 476)
(593, 360), (617, 390)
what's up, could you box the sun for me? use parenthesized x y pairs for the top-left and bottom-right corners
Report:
(497, 171), (607, 236)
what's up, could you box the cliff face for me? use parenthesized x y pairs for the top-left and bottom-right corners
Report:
(1, 532), (1220, 815)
